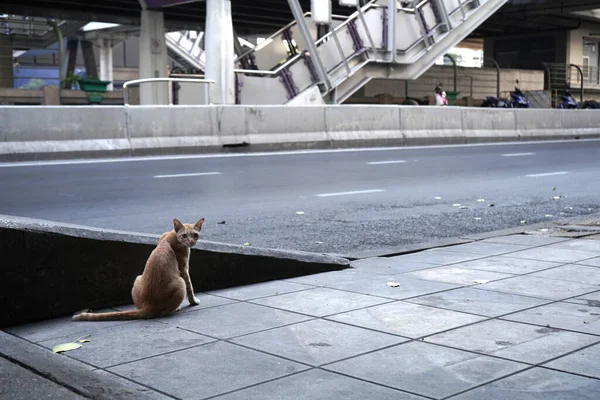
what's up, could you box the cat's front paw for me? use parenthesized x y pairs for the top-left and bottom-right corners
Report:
(189, 297), (201, 306)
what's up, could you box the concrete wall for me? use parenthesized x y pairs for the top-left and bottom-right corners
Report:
(358, 65), (545, 101)
(566, 22), (599, 67)
(0, 215), (349, 327)
(2, 104), (600, 161)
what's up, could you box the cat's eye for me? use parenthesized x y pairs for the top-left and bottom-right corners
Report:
(193, 233), (199, 239)
(182, 234), (187, 238)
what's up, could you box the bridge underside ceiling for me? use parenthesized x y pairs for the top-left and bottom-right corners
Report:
(472, 0), (600, 37)
(0, 0), (357, 34)
(0, 0), (598, 36)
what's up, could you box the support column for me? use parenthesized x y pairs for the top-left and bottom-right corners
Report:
(0, 35), (14, 88)
(139, 9), (168, 105)
(99, 38), (114, 90)
(205, 0), (235, 104)
(387, 0), (397, 62)
(81, 40), (99, 79)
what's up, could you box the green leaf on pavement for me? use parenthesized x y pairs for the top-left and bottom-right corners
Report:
(52, 342), (82, 353)
(78, 339), (91, 343)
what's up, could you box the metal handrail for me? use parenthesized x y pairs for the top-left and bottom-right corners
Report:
(122, 77), (215, 105)
(234, 11), (350, 63)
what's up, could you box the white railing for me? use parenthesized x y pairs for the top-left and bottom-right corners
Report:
(122, 77), (215, 105)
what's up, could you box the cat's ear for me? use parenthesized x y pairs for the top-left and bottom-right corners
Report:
(173, 219), (184, 232)
(194, 218), (205, 231)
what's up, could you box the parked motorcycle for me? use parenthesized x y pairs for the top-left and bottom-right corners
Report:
(434, 84), (448, 106)
(581, 100), (600, 109)
(481, 96), (509, 108)
(557, 90), (578, 109)
(509, 81), (530, 108)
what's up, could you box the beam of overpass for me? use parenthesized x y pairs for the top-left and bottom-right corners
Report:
(145, 0), (202, 8)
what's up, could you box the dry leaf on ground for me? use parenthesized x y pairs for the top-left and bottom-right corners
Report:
(52, 343), (82, 354)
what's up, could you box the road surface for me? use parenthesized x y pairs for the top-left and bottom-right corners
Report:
(1, 140), (599, 256)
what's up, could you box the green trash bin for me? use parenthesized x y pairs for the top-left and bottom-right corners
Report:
(79, 79), (112, 104)
(445, 91), (460, 105)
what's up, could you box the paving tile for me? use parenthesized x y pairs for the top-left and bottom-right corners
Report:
(92, 370), (172, 400)
(528, 264), (600, 285)
(451, 367), (600, 400)
(250, 288), (390, 317)
(577, 257), (600, 267)
(403, 266), (513, 285)
(442, 241), (530, 256)
(506, 247), (598, 264)
(326, 341), (526, 399)
(108, 341), (308, 400)
(483, 235), (569, 246)
(322, 273), (460, 300)
(0, 357), (85, 400)
(327, 301), (485, 338)
(159, 302), (312, 339)
(211, 369), (427, 400)
(4, 311), (130, 343)
(547, 239), (600, 253)
(502, 301), (600, 336)
(386, 249), (485, 265)
(426, 319), (599, 364)
(350, 257), (439, 275)
(39, 320), (214, 368)
(207, 280), (313, 301)
(284, 269), (381, 286)
(453, 256), (561, 275)
(113, 293), (236, 314)
(476, 275), (599, 300)
(565, 291), (600, 307)
(231, 319), (405, 366)
(408, 287), (549, 317)
(544, 343), (600, 379)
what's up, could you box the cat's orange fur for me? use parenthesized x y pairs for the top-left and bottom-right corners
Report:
(72, 218), (204, 321)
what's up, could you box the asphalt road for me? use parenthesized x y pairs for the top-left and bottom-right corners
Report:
(1, 140), (599, 256)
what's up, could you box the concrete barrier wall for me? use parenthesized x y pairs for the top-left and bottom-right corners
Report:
(1, 105), (600, 161)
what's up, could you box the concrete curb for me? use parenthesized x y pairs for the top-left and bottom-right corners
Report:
(0, 331), (156, 400)
(2, 105), (600, 161)
(0, 215), (349, 327)
(345, 212), (600, 259)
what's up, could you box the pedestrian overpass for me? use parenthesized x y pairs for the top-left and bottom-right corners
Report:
(0, 0), (539, 105)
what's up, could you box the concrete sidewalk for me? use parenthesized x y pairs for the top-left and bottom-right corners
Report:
(2, 231), (600, 399)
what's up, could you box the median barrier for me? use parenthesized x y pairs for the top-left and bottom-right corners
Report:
(0, 106), (129, 161)
(126, 106), (218, 155)
(401, 106), (464, 145)
(2, 105), (600, 161)
(516, 109), (563, 140)
(0, 214), (349, 327)
(561, 110), (600, 139)
(211, 105), (250, 147)
(325, 105), (402, 147)
(462, 108), (517, 143)
(245, 105), (329, 150)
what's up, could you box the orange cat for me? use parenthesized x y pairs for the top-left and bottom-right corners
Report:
(73, 218), (204, 321)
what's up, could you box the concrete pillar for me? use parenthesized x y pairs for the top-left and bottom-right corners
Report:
(81, 40), (99, 79)
(139, 9), (168, 105)
(99, 38), (114, 90)
(0, 35), (14, 88)
(205, 0), (235, 104)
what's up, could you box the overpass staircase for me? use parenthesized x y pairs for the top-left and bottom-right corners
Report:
(145, 0), (509, 104)
(230, 0), (508, 104)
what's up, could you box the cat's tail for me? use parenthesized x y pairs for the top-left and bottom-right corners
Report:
(72, 309), (149, 321)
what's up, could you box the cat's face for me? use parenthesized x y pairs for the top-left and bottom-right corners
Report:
(173, 218), (204, 247)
